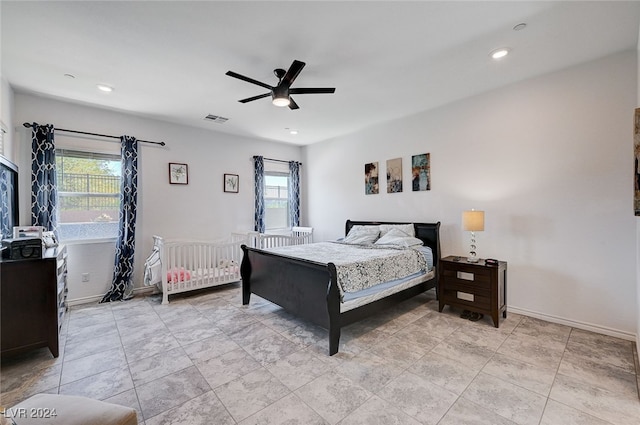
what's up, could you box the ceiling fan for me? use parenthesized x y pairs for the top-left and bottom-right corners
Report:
(226, 60), (335, 110)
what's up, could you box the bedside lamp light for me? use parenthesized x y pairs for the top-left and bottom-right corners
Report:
(462, 210), (484, 263)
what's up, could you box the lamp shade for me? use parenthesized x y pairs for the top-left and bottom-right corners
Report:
(462, 210), (485, 232)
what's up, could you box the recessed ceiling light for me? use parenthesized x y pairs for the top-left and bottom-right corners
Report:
(490, 48), (510, 60)
(96, 84), (114, 93)
(289, 129), (298, 135)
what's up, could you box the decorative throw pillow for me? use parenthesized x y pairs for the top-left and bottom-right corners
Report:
(343, 225), (380, 245)
(379, 223), (415, 237)
(375, 228), (423, 247)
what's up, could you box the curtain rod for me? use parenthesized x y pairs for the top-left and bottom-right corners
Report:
(23, 123), (166, 146)
(253, 156), (303, 166)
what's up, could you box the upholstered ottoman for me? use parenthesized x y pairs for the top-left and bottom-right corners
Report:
(4, 393), (137, 425)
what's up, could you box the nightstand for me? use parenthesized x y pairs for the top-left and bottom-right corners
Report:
(438, 256), (507, 327)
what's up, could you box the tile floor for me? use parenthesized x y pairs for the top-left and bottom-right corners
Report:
(1, 284), (639, 425)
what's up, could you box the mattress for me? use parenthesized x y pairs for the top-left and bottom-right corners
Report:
(266, 241), (433, 299)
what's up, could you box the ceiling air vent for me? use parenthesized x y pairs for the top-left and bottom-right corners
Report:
(204, 114), (229, 124)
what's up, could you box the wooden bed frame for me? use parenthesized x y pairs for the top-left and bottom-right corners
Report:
(240, 220), (441, 355)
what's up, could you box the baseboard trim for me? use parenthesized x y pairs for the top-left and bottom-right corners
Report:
(66, 286), (156, 307)
(509, 306), (636, 342)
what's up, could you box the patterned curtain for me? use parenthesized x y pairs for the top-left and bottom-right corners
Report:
(0, 166), (13, 238)
(253, 156), (265, 233)
(101, 136), (138, 302)
(31, 123), (58, 236)
(288, 161), (301, 228)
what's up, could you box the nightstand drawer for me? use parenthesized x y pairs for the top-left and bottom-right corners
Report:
(441, 288), (491, 310)
(440, 279), (491, 297)
(443, 265), (490, 279)
(441, 269), (491, 287)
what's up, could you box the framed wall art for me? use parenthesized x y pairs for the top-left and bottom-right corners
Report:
(411, 153), (431, 191)
(224, 173), (239, 193)
(169, 163), (188, 185)
(365, 162), (379, 194)
(387, 157), (403, 193)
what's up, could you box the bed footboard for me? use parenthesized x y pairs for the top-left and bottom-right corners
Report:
(241, 245), (342, 353)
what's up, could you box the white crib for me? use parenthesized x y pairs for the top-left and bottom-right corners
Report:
(247, 226), (313, 249)
(144, 234), (245, 304)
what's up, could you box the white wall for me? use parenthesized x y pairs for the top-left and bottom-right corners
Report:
(13, 93), (302, 303)
(304, 50), (637, 339)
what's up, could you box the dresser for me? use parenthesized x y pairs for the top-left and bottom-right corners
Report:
(1, 245), (68, 358)
(438, 256), (507, 327)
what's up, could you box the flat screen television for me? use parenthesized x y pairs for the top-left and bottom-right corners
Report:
(0, 154), (19, 240)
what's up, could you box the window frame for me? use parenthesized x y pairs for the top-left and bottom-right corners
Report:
(263, 170), (290, 231)
(55, 148), (122, 242)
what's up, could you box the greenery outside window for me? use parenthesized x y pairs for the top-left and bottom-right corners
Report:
(56, 149), (121, 241)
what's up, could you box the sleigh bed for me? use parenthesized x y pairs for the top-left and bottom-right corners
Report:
(240, 220), (440, 355)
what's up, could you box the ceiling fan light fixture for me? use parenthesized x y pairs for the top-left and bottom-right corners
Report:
(272, 96), (290, 107)
(272, 85), (290, 107)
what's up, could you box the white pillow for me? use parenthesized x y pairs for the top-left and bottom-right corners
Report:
(379, 223), (415, 237)
(375, 228), (423, 247)
(343, 225), (380, 245)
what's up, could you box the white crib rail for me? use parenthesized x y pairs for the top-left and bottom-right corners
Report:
(154, 234), (244, 304)
(246, 227), (313, 249)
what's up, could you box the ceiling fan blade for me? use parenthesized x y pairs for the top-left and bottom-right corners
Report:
(238, 93), (271, 103)
(288, 97), (300, 110)
(226, 71), (272, 90)
(281, 60), (305, 88)
(289, 87), (336, 94)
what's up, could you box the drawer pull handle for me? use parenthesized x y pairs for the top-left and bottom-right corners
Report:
(457, 271), (474, 281)
(457, 291), (474, 302)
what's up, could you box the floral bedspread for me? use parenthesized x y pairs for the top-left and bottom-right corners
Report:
(265, 242), (428, 297)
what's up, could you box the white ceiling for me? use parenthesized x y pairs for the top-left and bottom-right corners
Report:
(2, 1), (640, 146)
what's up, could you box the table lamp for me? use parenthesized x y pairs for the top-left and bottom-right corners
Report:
(462, 210), (484, 263)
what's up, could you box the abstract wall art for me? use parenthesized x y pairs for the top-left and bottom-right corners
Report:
(387, 157), (402, 193)
(412, 153), (431, 191)
(365, 162), (379, 194)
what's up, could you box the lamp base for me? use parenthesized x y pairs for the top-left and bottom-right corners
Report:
(467, 257), (480, 263)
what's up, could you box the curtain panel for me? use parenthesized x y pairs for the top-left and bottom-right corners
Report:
(101, 135), (138, 302)
(288, 161), (301, 228)
(253, 156), (265, 233)
(31, 123), (58, 235)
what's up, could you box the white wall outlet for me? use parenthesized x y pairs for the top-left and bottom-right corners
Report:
(81, 273), (90, 282)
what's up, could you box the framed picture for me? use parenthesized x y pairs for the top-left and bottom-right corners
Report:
(224, 173), (239, 193)
(411, 153), (431, 191)
(365, 162), (379, 194)
(387, 157), (403, 193)
(169, 163), (188, 185)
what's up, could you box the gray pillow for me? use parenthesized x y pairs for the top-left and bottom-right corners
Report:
(343, 225), (380, 245)
(379, 223), (415, 237)
(375, 228), (423, 247)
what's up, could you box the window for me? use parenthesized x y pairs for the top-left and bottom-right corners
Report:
(264, 172), (289, 230)
(56, 149), (121, 240)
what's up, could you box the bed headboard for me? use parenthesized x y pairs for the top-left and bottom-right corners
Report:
(345, 219), (441, 265)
